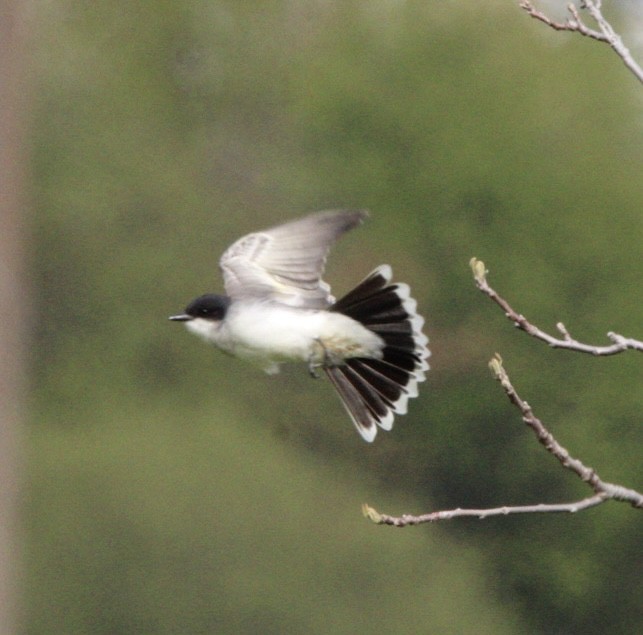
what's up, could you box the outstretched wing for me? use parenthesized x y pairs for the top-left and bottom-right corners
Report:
(220, 209), (368, 309)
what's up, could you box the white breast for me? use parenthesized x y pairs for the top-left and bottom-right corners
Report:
(213, 301), (383, 369)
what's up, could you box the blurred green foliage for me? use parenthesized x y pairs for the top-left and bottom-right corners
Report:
(27, 1), (641, 633)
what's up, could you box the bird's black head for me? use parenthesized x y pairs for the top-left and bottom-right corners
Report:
(169, 294), (231, 322)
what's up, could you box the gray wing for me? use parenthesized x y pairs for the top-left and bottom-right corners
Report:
(220, 209), (368, 309)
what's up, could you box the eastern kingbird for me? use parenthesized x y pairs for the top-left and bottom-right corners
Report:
(170, 210), (429, 441)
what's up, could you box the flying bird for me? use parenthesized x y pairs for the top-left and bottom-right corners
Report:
(170, 210), (429, 441)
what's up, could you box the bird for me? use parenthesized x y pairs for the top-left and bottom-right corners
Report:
(169, 209), (429, 442)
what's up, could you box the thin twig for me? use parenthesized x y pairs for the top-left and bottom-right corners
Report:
(520, 1), (643, 85)
(487, 354), (641, 510)
(363, 494), (607, 527)
(469, 258), (643, 355)
(520, 1), (606, 40)
(363, 357), (643, 527)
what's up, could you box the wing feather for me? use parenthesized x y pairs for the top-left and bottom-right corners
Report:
(220, 209), (368, 308)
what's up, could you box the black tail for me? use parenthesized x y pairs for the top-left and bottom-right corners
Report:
(325, 265), (430, 442)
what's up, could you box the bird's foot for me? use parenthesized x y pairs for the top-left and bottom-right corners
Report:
(308, 338), (343, 378)
(308, 338), (330, 378)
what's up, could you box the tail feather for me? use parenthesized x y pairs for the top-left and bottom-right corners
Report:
(334, 289), (408, 324)
(325, 366), (381, 442)
(326, 265), (430, 442)
(340, 364), (394, 419)
(347, 359), (401, 404)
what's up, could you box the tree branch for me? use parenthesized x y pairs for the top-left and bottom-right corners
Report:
(520, 1), (643, 85)
(366, 2), (643, 530)
(363, 495), (608, 527)
(469, 258), (643, 355)
(364, 356), (643, 527)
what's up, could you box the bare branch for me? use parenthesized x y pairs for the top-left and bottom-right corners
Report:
(520, 1), (643, 84)
(469, 258), (643, 355)
(364, 356), (643, 527)
(487, 354), (641, 508)
(366, 3), (643, 530)
(520, 1), (606, 40)
(363, 494), (607, 527)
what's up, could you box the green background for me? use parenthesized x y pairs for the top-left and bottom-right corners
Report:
(26, 1), (641, 633)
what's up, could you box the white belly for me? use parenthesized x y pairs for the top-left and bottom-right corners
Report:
(190, 301), (384, 373)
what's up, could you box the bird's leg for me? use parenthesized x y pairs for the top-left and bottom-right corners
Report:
(308, 338), (331, 378)
(309, 338), (343, 378)
(308, 339), (324, 378)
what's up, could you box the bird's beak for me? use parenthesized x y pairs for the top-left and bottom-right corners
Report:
(169, 314), (192, 322)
